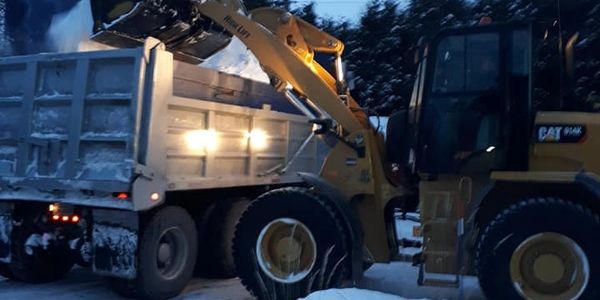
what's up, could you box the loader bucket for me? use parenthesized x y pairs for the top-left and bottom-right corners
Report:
(90, 0), (245, 63)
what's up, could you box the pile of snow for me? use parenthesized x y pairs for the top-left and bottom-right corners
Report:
(47, 0), (96, 52)
(301, 288), (426, 300)
(45, 0), (268, 82)
(0, 1), (9, 55)
(201, 37), (269, 83)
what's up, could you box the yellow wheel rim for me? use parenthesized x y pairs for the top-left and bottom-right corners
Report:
(510, 232), (589, 300)
(256, 218), (317, 283)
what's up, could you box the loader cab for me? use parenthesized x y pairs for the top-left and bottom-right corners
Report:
(408, 23), (533, 177)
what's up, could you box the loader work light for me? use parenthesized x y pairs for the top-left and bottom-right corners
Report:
(185, 129), (219, 152)
(246, 129), (269, 151)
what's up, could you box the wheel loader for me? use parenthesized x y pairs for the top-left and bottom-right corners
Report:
(89, 1), (599, 299)
(3, 0), (597, 299)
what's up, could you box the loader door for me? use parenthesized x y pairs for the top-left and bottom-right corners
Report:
(410, 24), (532, 279)
(417, 24), (532, 177)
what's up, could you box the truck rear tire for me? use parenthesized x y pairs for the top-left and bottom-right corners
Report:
(233, 187), (349, 299)
(0, 263), (14, 279)
(110, 206), (198, 300)
(9, 223), (74, 283)
(476, 198), (600, 300)
(203, 198), (250, 278)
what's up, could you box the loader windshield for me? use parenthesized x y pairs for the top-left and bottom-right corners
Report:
(432, 33), (500, 93)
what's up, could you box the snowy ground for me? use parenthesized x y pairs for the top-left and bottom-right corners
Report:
(0, 262), (484, 300)
(0, 217), (484, 300)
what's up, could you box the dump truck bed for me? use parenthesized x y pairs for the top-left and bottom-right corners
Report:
(0, 42), (320, 211)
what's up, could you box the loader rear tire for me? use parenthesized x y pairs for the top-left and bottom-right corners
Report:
(476, 198), (600, 300)
(233, 187), (349, 300)
(9, 222), (74, 283)
(110, 206), (198, 300)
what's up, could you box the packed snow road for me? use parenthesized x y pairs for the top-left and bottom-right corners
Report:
(0, 262), (485, 300)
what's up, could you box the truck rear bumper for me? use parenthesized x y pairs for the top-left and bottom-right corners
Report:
(0, 177), (133, 210)
(0, 202), (139, 279)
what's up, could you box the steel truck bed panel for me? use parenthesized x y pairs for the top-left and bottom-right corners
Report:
(0, 49), (143, 186)
(0, 43), (320, 210)
(163, 96), (316, 190)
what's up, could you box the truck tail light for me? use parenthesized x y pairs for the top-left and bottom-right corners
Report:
(113, 192), (130, 200)
(48, 203), (80, 223)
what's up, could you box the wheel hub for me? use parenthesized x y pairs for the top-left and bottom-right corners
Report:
(256, 218), (317, 283)
(156, 227), (188, 280)
(533, 253), (565, 284)
(275, 237), (302, 262)
(510, 232), (589, 300)
(158, 243), (172, 265)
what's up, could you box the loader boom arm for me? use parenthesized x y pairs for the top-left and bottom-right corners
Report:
(196, 1), (369, 134)
(196, 2), (399, 263)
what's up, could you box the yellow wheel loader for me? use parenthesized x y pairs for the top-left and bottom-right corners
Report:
(90, 1), (600, 299)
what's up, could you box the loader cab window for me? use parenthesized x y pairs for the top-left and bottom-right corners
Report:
(420, 31), (505, 175)
(432, 34), (500, 93)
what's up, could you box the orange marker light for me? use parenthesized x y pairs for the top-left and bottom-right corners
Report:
(116, 192), (129, 200)
(72, 215), (80, 223)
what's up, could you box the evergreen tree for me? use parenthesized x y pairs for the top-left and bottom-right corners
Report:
(347, 0), (408, 114)
(405, 0), (469, 39)
(273, 0), (292, 10)
(320, 18), (354, 44)
(472, 0), (536, 22)
(570, 1), (600, 111)
(471, 0), (600, 111)
(294, 2), (318, 25)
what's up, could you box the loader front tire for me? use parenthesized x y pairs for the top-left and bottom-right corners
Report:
(110, 206), (198, 300)
(476, 198), (600, 300)
(233, 187), (349, 300)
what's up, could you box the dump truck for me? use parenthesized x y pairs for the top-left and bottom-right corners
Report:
(4, 0), (599, 300)
(0, 34), (326, 298)
(83, 1), (599, 300)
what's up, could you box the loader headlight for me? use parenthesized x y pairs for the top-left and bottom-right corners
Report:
(185, 129), (219, 152)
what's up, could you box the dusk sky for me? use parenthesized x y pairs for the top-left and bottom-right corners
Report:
(305, 0), (450, 23)
(308, 0), (370, 22)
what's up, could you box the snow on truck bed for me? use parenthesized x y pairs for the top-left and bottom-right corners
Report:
(47, 0), (269, 83)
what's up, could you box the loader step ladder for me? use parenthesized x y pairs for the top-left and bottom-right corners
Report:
(416, 177), (471, 293)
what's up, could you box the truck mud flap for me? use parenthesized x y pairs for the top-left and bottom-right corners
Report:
(0, 203), (11, 263)
(92, 209), (139, 279)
